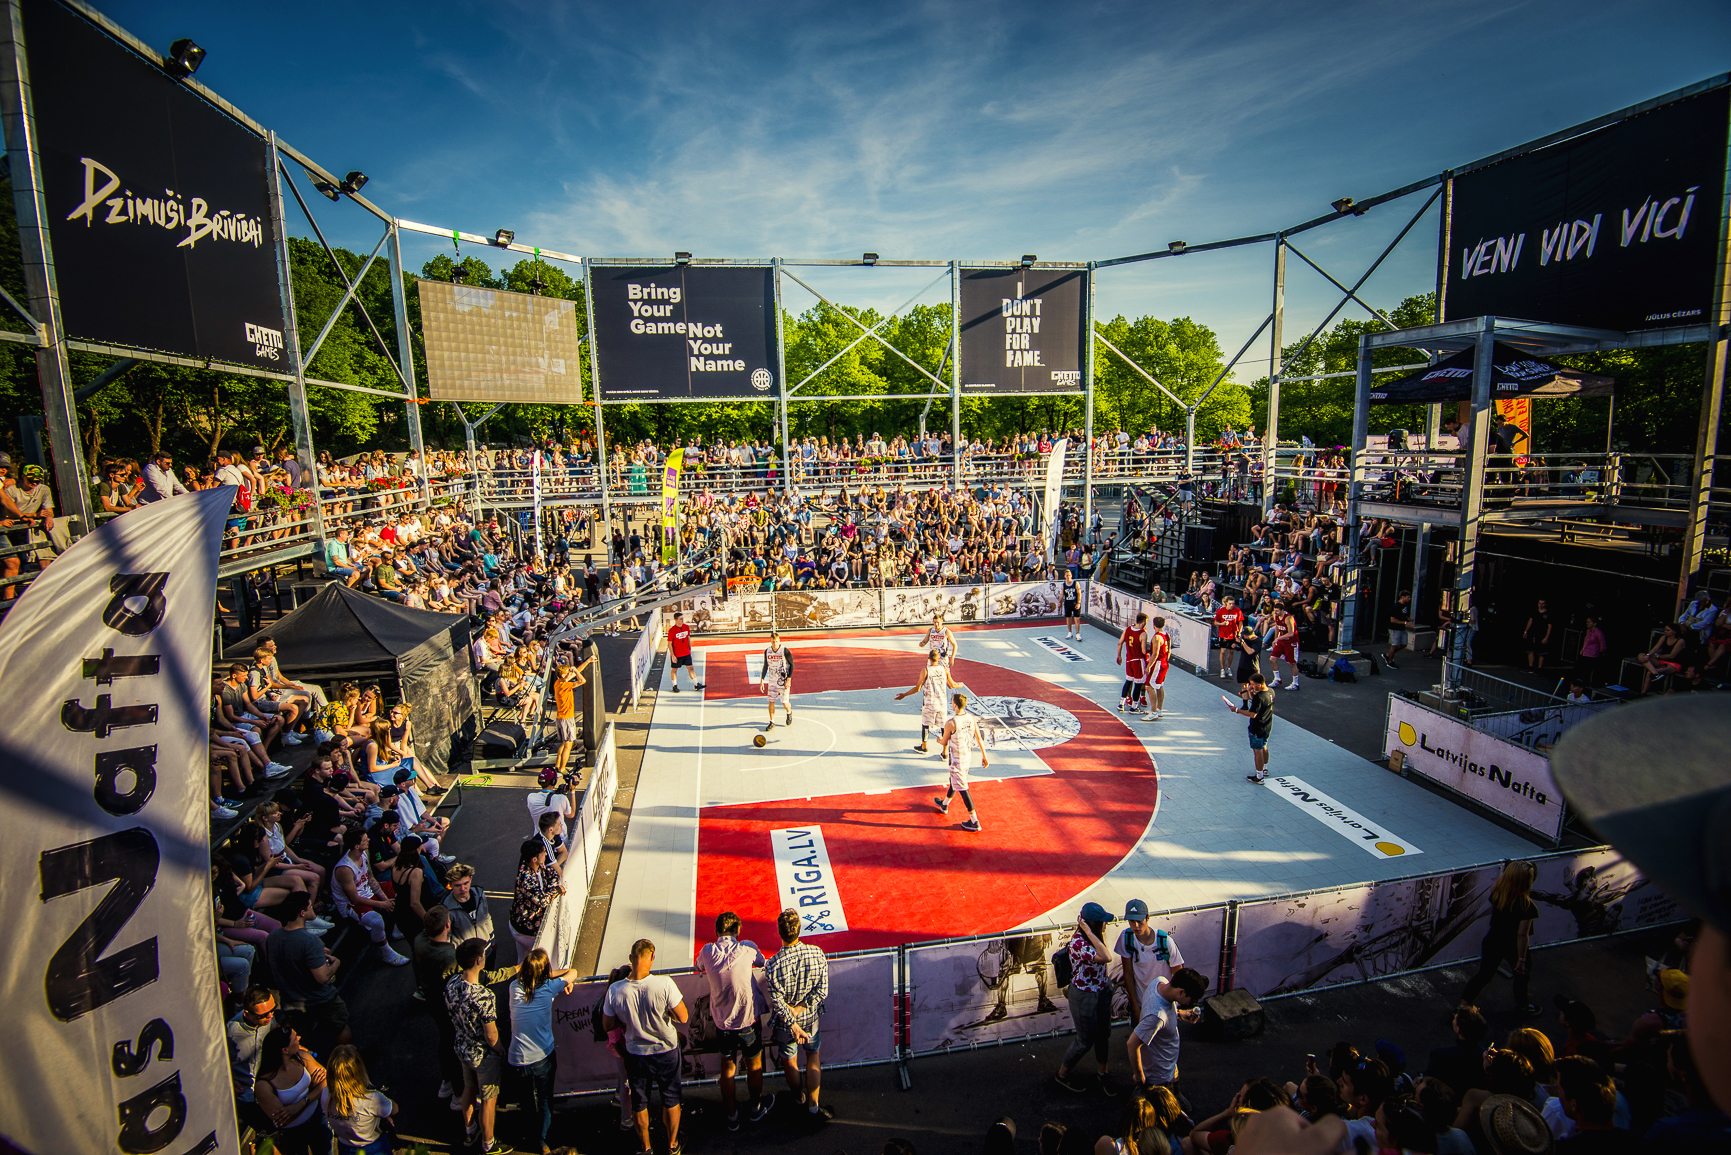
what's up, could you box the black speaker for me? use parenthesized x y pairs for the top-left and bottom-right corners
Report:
(479, 720), (527, 757)
(1183, 525), (1214, 561)
(1199, 988), (1265, 1040)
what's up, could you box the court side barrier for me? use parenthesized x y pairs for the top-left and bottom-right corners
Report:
(531, 723), (619, 968)
(663, 580), (1073, 635)
(541, 841), (1682, 1093)
(627, 606), (663, 709)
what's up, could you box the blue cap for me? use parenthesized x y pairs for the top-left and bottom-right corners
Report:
(1124, 899), (1150, 921)
(1080, 901), (1114, 923)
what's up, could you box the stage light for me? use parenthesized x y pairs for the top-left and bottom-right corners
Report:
(494, 229), (515, 247)
(1168, 240), (1188, 253)
(529, 278), (547, 296)
(164, 38), (205, 78)
(450, 268), (467, 285)
(340, 171), (368, 195)
(1331, 197), (1367, 216)
(1020, 254), (1037, 267)
(862, 252), (879, 265)
(311, 178), (341, 202)
(674, 251), (692, 265)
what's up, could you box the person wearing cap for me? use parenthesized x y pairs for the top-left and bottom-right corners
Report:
(1054, 902), (1118, 1095)
(1115, 899), (1186, 1025)
(5, 462), (69, 557)
(1550, 695), (1731, 1118)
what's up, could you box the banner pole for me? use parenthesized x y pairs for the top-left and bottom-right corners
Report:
(1264, 239), (1285, 513)
(582, 259), (611, 537)
(1084, 263), (1097, 536)
(950, 260), (962, 488)
(1677, 95), (1731, 605)
(774, 257), (792, 496)
(0, 0), (92, 539)
(266, 131), (326, 547)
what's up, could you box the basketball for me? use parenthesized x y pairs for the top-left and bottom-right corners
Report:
(753, 733), (767, 747)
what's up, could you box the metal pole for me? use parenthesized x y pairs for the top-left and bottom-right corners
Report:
(1264, 238), (1285, 513)
(387, 224), (429, 509)
(1677, 100), (1731, 606)
(463, 415), (480, 512)
(950, 260), (962, 488)
(1449, 317), (1498, 680)
(1, 0), (91, 537)
(1184, 409), (1196, 475)
(774, 257), (793, 495)
(266, 133), (325, 544)
(1083, 262), (1097, 532)
(582, 259), (610, 532)
(1339, 337), (1373, 649)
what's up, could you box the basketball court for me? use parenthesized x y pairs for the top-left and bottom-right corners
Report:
(598, 622), (1538, 965)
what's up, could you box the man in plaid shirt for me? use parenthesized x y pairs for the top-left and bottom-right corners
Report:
(765, 908), (832, 1122)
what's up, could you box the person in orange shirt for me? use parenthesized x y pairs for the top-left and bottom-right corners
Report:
(551, 656), (596, 780)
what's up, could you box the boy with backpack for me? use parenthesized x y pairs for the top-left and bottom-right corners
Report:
(1115, 899), (1187, 1025)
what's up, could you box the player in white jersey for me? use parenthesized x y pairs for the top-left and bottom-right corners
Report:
(760, 631), (794, 732)
(934, 691), (987, 832)
(919, 613), (958, 668)
(894, 648), (962, 752)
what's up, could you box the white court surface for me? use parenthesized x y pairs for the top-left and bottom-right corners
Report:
(598, 623), (1536, 965)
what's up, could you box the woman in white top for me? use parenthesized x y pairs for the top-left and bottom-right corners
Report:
(933, 691), (987, 832)
(254, 1026), (329, 1155)
(895, 648), (961, 752)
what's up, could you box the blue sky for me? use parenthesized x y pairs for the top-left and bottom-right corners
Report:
(102, 0), (1731, 380)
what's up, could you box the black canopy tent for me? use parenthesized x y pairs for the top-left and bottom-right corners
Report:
(226, 584), (479, 780)
(1368, 341), (1614, 404)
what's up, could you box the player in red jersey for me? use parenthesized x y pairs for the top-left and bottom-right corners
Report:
(666, 610), (705, 692)
(1149, 616), (1172, 719)
(1116, 611), (1152, 713)
(1212, 596), (1245, 679)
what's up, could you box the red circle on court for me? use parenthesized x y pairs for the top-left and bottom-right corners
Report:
(693, 645), (1158, 954)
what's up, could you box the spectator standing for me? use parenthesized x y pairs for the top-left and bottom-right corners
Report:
(1523, 598), (1556, 672)
(263, 892), (352, 1047)
(695, 911), (774, 1129)
(1115, 898), (1186, 1025)
(252, 1026), (331, 1155)
(1459, 860), (1540, 1017)
(604, 938), (690, 1154)
(1578, 616), (1609, 686)
(413, 905), (514, 1100)
(1126, 966), (1207, 1094)
(1385, 591), (1416, 670)
(506, 947), (575, 1155)
(1229, 672), (1276, 784)
(446, 936), (513, 1154)
(766, 907), (832, 1122)
(1054, 902), (1117, 1096)
(507, 837), (564, 961)
(226, 986), (280, 1134)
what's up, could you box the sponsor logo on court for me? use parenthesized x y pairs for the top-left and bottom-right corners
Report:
(966, 696), (1081, 751)
(1259, 775), (1422, 859)
(1033, 636), (1089, 662)
(770, 826), (849, 935)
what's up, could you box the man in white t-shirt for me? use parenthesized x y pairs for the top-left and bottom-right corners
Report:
(603, 939), (689, 1154)
(1126, 966), (1206, 1092)
(527, 779), (575, 848)
(1115, 898), (1186, 1025)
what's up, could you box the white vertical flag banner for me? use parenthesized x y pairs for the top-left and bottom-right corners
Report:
(532, 449), (544, 561)
(1042, 437), (1069, 564)
(0, 488), (237, 1155)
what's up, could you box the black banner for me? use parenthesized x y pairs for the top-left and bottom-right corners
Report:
(24, 0), (286, 367)
(590, 264), (777, 400)
(958, 267), (1085, 394)
(1443, 88), (1729, 333)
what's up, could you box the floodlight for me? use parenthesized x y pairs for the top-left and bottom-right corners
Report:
(1331, 197), (1367, 216)
(1167, 240), (1188, 253)
(529, 277), (547, 296)
(339, 171), (368, 195)
(1020, 254), (1037, 267)
(164, 38), (205, 78)
(311, 178), (341, 202)
(674, 251), (692, 265)
(494, 229), (515, 247)
(862, 252), (879, 265)
(450, 268), (467, 285)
